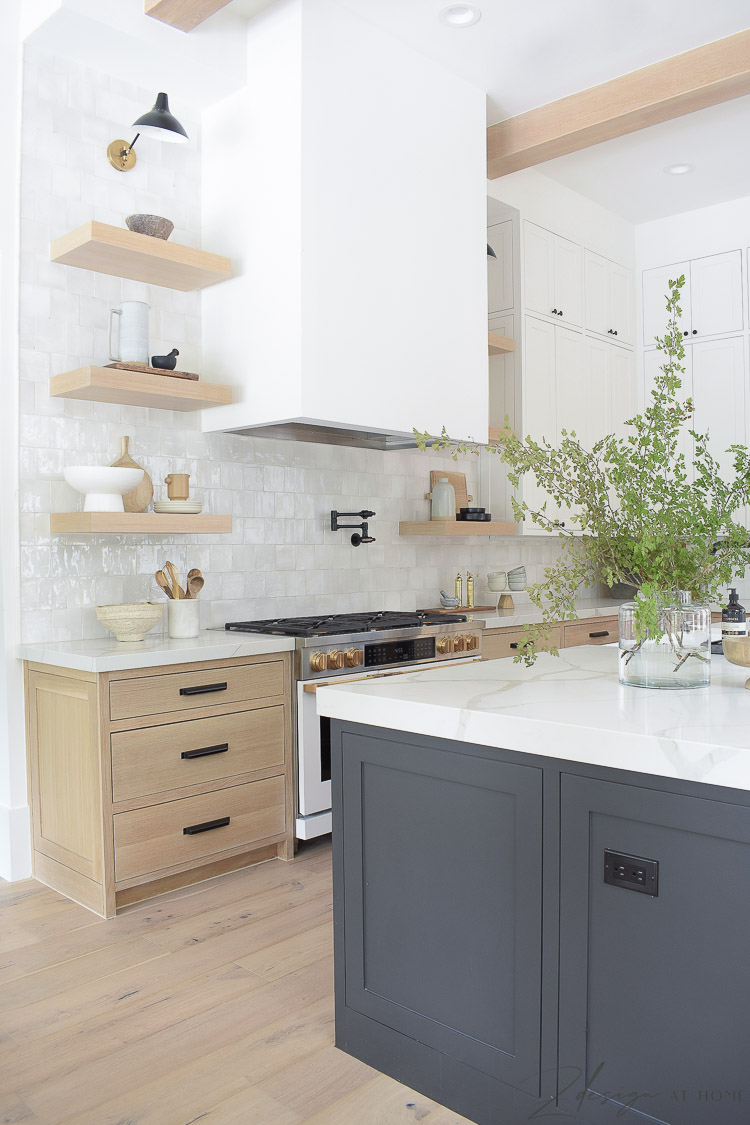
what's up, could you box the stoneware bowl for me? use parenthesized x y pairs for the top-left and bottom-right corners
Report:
(64, 466), (143, 512)
(125, 213), (174, 240)
(96, 602), (163, 643)
(721, 636), (750, 688)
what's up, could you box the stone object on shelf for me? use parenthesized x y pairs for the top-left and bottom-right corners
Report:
(151, 348), (179, 370)
(125, 213), (174, 240)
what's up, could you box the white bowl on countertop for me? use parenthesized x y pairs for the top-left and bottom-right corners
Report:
(64, 466), (143, 512)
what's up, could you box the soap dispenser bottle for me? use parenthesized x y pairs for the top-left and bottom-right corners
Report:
(722, 589), (747, 639)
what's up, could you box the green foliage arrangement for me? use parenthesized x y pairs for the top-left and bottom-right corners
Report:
(415, 277), (750, 664)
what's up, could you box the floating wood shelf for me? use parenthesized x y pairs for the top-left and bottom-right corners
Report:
(488, 332), (514, 355)
(50, 222), (231, 291)
(50, 514), (232, 534)
(145, 0), (233, 31)
(50, 367), (232, 412)
(399, 521), (516, 537)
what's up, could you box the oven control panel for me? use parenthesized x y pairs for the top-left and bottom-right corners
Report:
(365, 636), (435, 668)
(303, 630), (482, 678)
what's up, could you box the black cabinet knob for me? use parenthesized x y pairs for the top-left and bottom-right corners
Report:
(683, 330), (689, 337)
(552, 308), (558, 314)
(558, 309), (563, 316)
(613, 330), (618, 336)
(692, 329), (697, 335)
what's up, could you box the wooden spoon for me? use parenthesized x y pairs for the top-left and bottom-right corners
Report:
(187, 574), (204, 600)
(155, 569), (174, 599)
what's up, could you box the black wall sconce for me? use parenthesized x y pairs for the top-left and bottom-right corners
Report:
(331, 510), (376, 547)
(107, 92), (189, 172)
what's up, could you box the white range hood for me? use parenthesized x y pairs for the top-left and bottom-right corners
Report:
(201, 0), (489, 449)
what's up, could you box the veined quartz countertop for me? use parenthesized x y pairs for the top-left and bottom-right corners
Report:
(317, 645), (750, 792)
(18, 630), (295, 673)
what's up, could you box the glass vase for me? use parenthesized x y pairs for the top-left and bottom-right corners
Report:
(618, 598), (711, 689)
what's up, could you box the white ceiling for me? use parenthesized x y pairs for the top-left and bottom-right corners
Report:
(535, 95), (750, 224)
(330, 0), (750, 123)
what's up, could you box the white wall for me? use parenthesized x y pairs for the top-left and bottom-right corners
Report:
(488, 167), (635, 267)
(636, 196), (750, 269)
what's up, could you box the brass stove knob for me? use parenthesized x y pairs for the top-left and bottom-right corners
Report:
(437, 636), (451, 655)
(452, 635), (465, 653)
(466, 634), (478, 651)
(310, 652), (328, 673)
(327, 650), (346, 670)
(345, 648), (363, 668)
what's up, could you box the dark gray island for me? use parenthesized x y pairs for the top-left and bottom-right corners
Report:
(318, 647), (750, 1125)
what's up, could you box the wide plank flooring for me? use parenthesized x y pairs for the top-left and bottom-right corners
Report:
(0, 840), (471, 1124)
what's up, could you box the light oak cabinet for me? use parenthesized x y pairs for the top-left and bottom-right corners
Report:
(482, 616), (619, 660)
(524, 221), (583, 328)
(584, 250), (634, 344)
(642, 251), (744, 346)
(24, 653), (294, 917)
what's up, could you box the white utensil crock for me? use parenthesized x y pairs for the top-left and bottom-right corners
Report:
(108, 301), (150, 364)
(431, 477), (456, 521)
(167, 599), (200, 639)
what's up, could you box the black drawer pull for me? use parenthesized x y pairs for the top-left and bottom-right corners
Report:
(183, 816), (230, 835)
(589, 630), (610, 638)
(181, 743), (229, 760)
(179, 682), (228, 697)
(509, 642), (520, 649)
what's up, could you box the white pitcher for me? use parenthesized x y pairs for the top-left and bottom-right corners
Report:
(108, 301), (150, 364)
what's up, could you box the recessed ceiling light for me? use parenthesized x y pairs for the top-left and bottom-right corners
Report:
(440, 4), (481, 27)
(664, 163), (695, 176)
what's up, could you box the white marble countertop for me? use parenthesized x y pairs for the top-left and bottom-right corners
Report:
(462, 597), (626, 629)
(18, 631), (295, 673)
(317, 645), (750, 792)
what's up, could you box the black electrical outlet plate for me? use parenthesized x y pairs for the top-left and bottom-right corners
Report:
(603, 849), (659, 896)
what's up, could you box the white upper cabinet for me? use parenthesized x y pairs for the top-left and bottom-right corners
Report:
(691, 336), (746, 484)
(523, 222), (583, 328)
(689, 251), (744, 339)
(642, 252), (743, 346)
(487, 220), (514, 315)
(584, 250), (634, 344)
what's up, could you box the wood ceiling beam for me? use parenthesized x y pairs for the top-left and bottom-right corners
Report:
(145, 0), (234, 32)
(487, 29), (750, 178)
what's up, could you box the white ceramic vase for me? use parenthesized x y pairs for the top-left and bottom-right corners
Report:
(431, 477), (456, 521)
(167, 599), (200, 639)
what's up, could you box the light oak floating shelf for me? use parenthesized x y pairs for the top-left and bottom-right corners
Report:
(50, 514), (232, 534)
(145, 0), (234, 31)
(488, 332), (514, 355)
(50, 367), (232, 412)
(50, 222), (232, 291)
(399, 521), (516, 537)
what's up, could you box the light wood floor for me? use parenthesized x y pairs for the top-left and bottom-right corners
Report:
(0, 839), (471, 1125)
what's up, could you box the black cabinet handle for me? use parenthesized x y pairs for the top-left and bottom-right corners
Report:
(589, 630), (610, 638)
(183, 816), (230, 835)
(181, 743), (229, 760)
(179, 682), (228, 697)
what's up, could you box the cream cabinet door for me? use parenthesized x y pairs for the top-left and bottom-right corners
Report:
(487, 220), (514, 315)
(642, 261), (690, 346)
(523, 222), (555, 319)
(609, 261), (634, 344)
(553, 235), (583, 327)
(608, 345), (635, 438)
(584, 250), (611, 338)
(691, 336), (745, 484)
(521, 315), (557, 523)
(689, 251), (743, 339)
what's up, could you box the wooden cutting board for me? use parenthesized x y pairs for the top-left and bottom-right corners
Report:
(112, 436), (154, 513)
(105, 362), (199, 382)
(427, 471), (473, 513)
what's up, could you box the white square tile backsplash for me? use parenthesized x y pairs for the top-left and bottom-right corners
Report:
(18, 47), (585, 644)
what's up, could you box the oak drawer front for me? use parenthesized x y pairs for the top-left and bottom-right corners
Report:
(482, 626), (561, 661)
(113, 776), (286, 882)
(109, 661), (284, 721)
(111, 706), (285, 803)
(562, 618), (618, 648)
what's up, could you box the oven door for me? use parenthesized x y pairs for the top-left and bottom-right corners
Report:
(295, 657), (481, 840)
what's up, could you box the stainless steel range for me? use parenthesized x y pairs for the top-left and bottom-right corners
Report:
(225, 611), (483, 839)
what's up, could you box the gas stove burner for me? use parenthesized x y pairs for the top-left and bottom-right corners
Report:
(225, 610), (467, 637)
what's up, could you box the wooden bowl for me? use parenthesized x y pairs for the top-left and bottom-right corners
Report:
(96, 603), (163, 642)
(721, 636), (750, 688)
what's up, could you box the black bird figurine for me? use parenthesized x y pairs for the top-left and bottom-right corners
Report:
(151, 348), (180, 370)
